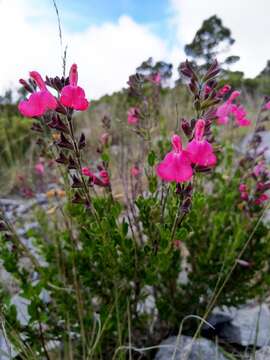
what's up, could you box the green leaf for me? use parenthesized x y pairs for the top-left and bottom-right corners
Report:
(148, 150), (156, 166)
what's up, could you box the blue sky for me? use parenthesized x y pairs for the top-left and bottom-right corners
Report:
(1, 0), (269, 98)
(55, 0), (170, 33)
(26, 0), (177, 47)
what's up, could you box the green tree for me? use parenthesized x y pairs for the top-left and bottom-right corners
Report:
(184, 15), (239, 69)
(136, 57), (173, 84)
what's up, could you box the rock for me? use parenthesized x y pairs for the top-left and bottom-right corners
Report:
(209, 303), (270, 347)
(155, 335), (228, 360)
(17, 222), (39, 236)
(251, 346), (270, 359)
(202, 307), (235, 336)
(11, 294), (30, 326)
(0, 331), (17, 359)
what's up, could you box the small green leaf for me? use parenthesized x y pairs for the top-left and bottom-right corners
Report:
(148, 150), (156, 166)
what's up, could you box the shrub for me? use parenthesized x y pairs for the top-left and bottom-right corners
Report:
(0, 60), (270, 359)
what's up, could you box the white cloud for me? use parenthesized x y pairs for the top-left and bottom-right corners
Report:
(0, 0), (269, 100)
(170, 0), (270, 77)
(0, 0), (170, 99)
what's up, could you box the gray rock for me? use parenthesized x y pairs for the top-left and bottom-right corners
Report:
(0, 331), (17, 359)
(11, 295), (30, 326)
(17, 222), (39, 236)
(155, 335), (228, 360)
(217, 304), (270, 347)
(252, 346), (270, 359)
(202, 306), (235, 335)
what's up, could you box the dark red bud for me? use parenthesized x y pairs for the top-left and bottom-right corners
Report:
(55, 151), (68, 164)
(71, 175), (84, 188)
(78, 133), (86, 150)
(57, 133), (73, 150)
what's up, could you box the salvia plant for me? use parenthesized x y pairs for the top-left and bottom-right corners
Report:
(0, 59), (270, 359)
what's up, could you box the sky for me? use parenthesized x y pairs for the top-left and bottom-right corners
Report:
(0, 0), (269, 99)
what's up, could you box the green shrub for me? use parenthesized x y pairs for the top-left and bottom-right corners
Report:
(1, 61), (270, 359)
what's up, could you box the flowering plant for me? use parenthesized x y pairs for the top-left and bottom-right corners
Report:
(0, 59), (270, 359)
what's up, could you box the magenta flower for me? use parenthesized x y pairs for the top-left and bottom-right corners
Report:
(150, 72), (161, 85)
(82, 167), (110, 187)
(239, 183), (247, 192)
(229, 91), (241, 102)
(253, 161), (265, 177)
(186, 119), (216, 167)
(216, 90), (251, 127)
(231, 105), (251, 127)
(130, 166), (140, 177)
(216, 90), (240, 125)
(218, 84), (231, 96)
(239, 183), (249, 201)
(100, 132), (110, 145)
(204, 85), (212, 95)
(156, 134), (193, 183)
(60, 64), (89, 111)
(127, 107), (139, 125)
(264, 101), (270, 110)
(18, 71), (57, 118)
(255, 193), (269, 205)
(82, 167), (93, 177)
(216, 102), (232, 125)
(98, 170), (110, 186)
(240, 192), (249, 201)
(35, 162), (45, 175)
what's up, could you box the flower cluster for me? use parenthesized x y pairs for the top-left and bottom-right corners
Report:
(18, 64), (110, 206)
(216, 90), (251, 127)
(237, 102), (270, 210)
(264, 101), (270, 110)
(239, 161), (270, 207)
(156, 119), (216, 183)
(127, 107), (140, 125)
(82, 166), (110, 187)
(19, 64), (89, 118)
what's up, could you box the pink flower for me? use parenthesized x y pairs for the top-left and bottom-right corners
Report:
(256, 181), (265, 191)
(218, 84), (231, 96)
(35, 162), (45, 175)
(100, 132), (110, 145)
(204, 85), (212, 95)
(216, 90), (240, 125)
(239, 183), (247, 192)
(253, 161), (265, 177)
(216, 102), (232, 125)
(150, 72), (161, 85)
(127, 107), (139, 125)
(156, 134), (193, 183)
(231, 105), (251, 127)
(130, 166), (140, 177)
(264, 101), (270, 110)
(255, 193), (269, 205)
(228, 90), (241, 102)
(82, 167), (110, 187)
(98, 170), (110, 186)
(18, 71), (57, 118)
(240, 192), (249, 201)
(216, 90), (251, 127)
(82, 167), (93, 177)
(186, 119), (216, 167)
(60, 64), (89, 111)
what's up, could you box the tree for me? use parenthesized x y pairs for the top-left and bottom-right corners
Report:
(184, 15), (239, 69)
(136, 57), (173, 84)
(258, 60), (270, 77)
(255, 60), (270, 95)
